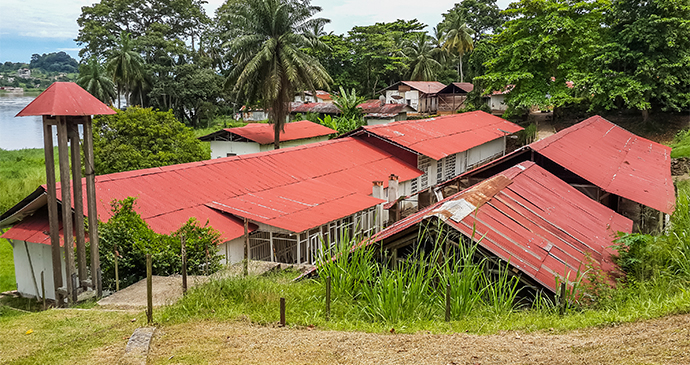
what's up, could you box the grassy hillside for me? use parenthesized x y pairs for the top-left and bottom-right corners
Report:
(0, 148), (60, 215)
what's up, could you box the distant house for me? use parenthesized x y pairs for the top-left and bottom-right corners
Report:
(437, 82), (474, 114)
(486, 85), (514, 114)
(236, 106), (268, 122)
(17, 68), (31, 79)
(379, 81), (446, 115)
(294, 90), (333, 103)
(198, 120), (336, 158)
(359, 99), (415, 125)
(289, 102), (341, 119)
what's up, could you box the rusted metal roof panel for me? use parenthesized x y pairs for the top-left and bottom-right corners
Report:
(200, 120), (335, 145)
(531, 115), (675, 214)
(373, 161), (632, 294)
(360, 111), (522, 160)
(11, 137), (420, 243)
(381, 81), (446, 94)
(290, 102), (341, 114)
(16, 82), (116, 117)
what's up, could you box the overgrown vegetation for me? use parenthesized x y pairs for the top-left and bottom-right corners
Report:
(97, 197), (223, 290)
(0, 148), (58, 215)
(0, 238), (15, 292)
(671, 129), (690, 159)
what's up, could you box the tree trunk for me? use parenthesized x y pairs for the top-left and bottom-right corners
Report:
(117, 84), (121, 109)
(274, 123), (281, 150)
(459, 53), (464, 83)
(642, 108), (649, 123)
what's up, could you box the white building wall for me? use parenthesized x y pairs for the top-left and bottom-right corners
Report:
(386, 90), (420, 110)
(366, 118), (395, 126)
(467, 138), (504, 169)
(10, 240), (66, 300)
(218, 237), (245, 265)
(488, 94), (508, 112)
(258, 136), (330, 152)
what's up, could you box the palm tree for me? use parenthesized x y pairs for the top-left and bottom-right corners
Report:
(223, 0), (332, 149)
(401, 33), (443, 81)
(332, 86), (365, 120)
(77, 57), (116, 105)
(106, 32), (145, 108)
(441, 13), (475, 83)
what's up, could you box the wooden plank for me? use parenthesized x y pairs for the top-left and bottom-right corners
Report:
(57, 116), (75, 304)
(243, 218), (248, 276)
(68, 122), (87, 285)
(82, 118), (102, 297)
(43, 119), (63, 305)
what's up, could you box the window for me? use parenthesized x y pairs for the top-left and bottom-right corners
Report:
(227, 153), (237, 157)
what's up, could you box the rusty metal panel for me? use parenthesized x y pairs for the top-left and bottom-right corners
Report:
(531, 115), (675, 214)
(373, 162), (632, 294)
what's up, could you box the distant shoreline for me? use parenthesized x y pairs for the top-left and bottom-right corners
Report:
(0, 88), (43, 96)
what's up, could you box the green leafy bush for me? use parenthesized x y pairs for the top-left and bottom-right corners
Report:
(92, 107), (210, 175)
(96, 197), (222, 290)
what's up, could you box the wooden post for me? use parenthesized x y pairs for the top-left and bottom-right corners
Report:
(269, 232), (274, 262)
(243, 218), (249, 277)
(69, 123), (88, 286)
(325, 276), (331, 321)
(204, 243), (209, 276)
(57, 116), (75, 304)
(146, 254), (153, 324)
(41, 271), (46, 310)
(445, 283), (451, 322)
(559, 282), (567, 315)
(181, 237), (187, 294)
(279, 297), (286, 327)
(82, 117), (102, 297)
(114, 243), (119, 292)
(43, 119), (63, 306)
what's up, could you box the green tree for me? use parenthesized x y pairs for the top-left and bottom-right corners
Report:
(92, 107), (210, 174)
(441, 13), (475, 83)
(440, 0), (506, 41)
(332, 86), (365, 120)
(222, 0), (332, 149)
(584, 0), (690, 120)
(106, 32), (146, 108)
(77, 57), (116, 104)
(478, 0), (605, 112)
(401, 32), (443, 81)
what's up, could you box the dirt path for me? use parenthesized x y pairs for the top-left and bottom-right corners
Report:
(145, 313), (690, 364)
(531, 112), (557, 141)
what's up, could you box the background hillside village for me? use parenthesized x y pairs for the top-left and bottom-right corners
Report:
(2, 0), (690, 363)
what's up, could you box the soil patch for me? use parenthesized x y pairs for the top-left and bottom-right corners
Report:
(97, 275), (208, 309)
(146, 313), (690, 364)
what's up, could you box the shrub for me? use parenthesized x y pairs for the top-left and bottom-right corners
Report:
(95, 197), (222, 290)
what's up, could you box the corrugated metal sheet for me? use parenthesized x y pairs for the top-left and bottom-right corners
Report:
(438, 82), (474, 94)
(373, 161), (632, 294)
(4, 137), (421, 243)
(2, 209), (69, 246)
(209, 120), (335, 145)
(363, 103), (413, 118)
(290, 102), (341, 114)
(359, 111), (523, 160)
(531, 116), (675, 214)
(16, 82), (116, 117)
(381, 81), (446, 94)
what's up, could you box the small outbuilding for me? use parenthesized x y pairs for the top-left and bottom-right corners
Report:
(198, 120), (336, 158)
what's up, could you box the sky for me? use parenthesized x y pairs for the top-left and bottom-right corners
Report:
(0, 0), (513, 63)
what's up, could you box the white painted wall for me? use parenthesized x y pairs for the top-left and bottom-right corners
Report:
(218, 237), (245, 265)
(386, 90), (420, 110)
(366, 118), (395, 126)
(10, 240), (66, 300)
(488, 94), (508, 112)
(210, 136), (330, 159)
(467, 138), (504, 169)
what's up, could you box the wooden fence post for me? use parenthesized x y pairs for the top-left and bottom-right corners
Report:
(41, 271), (46, 310)
(114, 243), (119, 292)
(147, 254), (153, 324)
(325, 276), (331, 321)
(181, 237), (187, 294)
(445, 283), (451, 322)
(559, 282), (567, 315)
(279, 297), (286, 327)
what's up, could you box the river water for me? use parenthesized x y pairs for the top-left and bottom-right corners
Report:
(0, 94), (85, 150)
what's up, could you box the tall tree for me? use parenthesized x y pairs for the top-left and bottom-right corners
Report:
(441, 13), (475, 83)
(77, 57), (117, 105)
(401, 33), (443, 81)
(222, 0), (332, 149)
(106, 32), (145, 108)
(585, 0), (690, 120)
(440, 0), (506, 41)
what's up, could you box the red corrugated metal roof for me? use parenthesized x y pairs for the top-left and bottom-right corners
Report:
(4, 137), (422, 243)
(290, 102), (341, 114)
(362, 103), (412, 118)
(358, 111), (523, 160)
(16, 82), (116, 117)
(2, 209), (64, 245)
(373, 161), (632, 294)
(531, 116), (675, 214)
(222, 120), (335, 145)
(438, 82), (474, 94)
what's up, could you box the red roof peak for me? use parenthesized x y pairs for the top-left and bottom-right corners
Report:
(16, 82), (116, 117)
(222, 120), (335, 144)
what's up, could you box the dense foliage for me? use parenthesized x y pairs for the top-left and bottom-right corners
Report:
(92, 107), (209, 174)
(29, 52), (79, 73)
(97, 197), (222, 290)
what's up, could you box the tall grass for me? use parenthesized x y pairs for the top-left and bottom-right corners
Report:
(0, 147), (60, 215)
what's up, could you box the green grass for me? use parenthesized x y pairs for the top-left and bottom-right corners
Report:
(0, 238), (15, 292)
(670, 128), (690, 158)
(193, 116), (248, 138)
(0, 147), (60, 215)
(0, 308), (141, 364)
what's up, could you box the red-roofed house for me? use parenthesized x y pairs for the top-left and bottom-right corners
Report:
(380, 81), (446, 114)
(439, 115), (675, 232)
(437, 82), (474, 114)
(294, 90), (333, 103)
(198, 120), (336, 158)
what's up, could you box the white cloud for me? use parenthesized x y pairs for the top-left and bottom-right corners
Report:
(0, 0), (94, 39)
